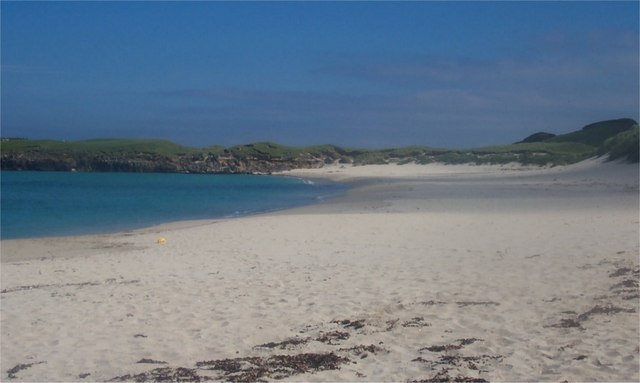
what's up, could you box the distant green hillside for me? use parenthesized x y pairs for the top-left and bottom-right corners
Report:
(468, 141), (597, 166)
(511, 118), (638, 164)
(1, 118), (638, 172)
(0, 138), (197, 156)
(546, 118), (637, 146)
(597, 124), (639, 162)
(515, 132), (556, 144)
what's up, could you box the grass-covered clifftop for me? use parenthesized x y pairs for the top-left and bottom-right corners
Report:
(597, 124), (639, 162)
(2, 118), (638, 173)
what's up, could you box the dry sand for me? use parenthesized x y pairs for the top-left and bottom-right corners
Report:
(1, 158), (639, 382)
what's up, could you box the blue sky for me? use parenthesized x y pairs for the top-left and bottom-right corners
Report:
(2, 1), (638, 148)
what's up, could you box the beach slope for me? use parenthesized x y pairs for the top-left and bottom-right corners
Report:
(1, 159), (638, 382)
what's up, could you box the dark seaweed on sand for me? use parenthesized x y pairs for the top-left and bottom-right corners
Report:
(136, 358), (168, 364)
(455, 301), (500, 307)
(332, 318), (366, 330)
(6, 361), (46, 379)
(315, 330), (350, 344)
(413, 354), (502, 372)
(109, 367), (208, 382)
(402, 317), (431, 328)
(410, 375), (489, 382)
(338, 344), (386, 358)
(195, 352), (350, 382)
(410, 370), (490, 383)
(576, 304), (635, 321)
(253, 337), (309, 350)
(546, 304), (635, 329)
(420, 338), (483, 353)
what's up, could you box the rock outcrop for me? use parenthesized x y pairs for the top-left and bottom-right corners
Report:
(0, 151), (330, 174)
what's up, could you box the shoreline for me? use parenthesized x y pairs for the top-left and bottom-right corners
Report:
(1, 159), (638, 382)
(0, 161), (546, 261)
(0, 161), (570, 263)
(0, 159), (604, 247)
(0, 172), (347, 247)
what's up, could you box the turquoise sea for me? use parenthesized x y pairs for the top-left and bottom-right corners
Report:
(1, 171), (346, 239)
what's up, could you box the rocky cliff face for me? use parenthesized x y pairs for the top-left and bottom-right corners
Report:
(3, 118), (637, 172)
(0, 151), (329, 174)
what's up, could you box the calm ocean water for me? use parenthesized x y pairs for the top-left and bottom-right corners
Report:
(1, 171), (346, 239)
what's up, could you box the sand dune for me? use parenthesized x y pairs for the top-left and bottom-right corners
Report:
(1, 159), (638, 382)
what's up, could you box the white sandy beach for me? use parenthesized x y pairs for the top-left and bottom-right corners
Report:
(1, 159), (639, 382)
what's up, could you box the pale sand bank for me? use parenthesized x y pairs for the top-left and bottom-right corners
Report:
(1, 159), (639, 382)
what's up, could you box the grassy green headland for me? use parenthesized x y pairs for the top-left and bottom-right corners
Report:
(0, 138), (199, 156)
(597, 124), (639, 162)
(1, 118), (638, 173)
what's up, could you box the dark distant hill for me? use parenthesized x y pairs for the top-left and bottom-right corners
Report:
(1, 118), (638, 172)
(515, 132), (556, 144)
(513, 118), (638, 163)
(545, 118), (637, 146)
(597, 124), (639, 162)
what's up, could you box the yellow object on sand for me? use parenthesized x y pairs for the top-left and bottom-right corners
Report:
(157, 237), (166, 244)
